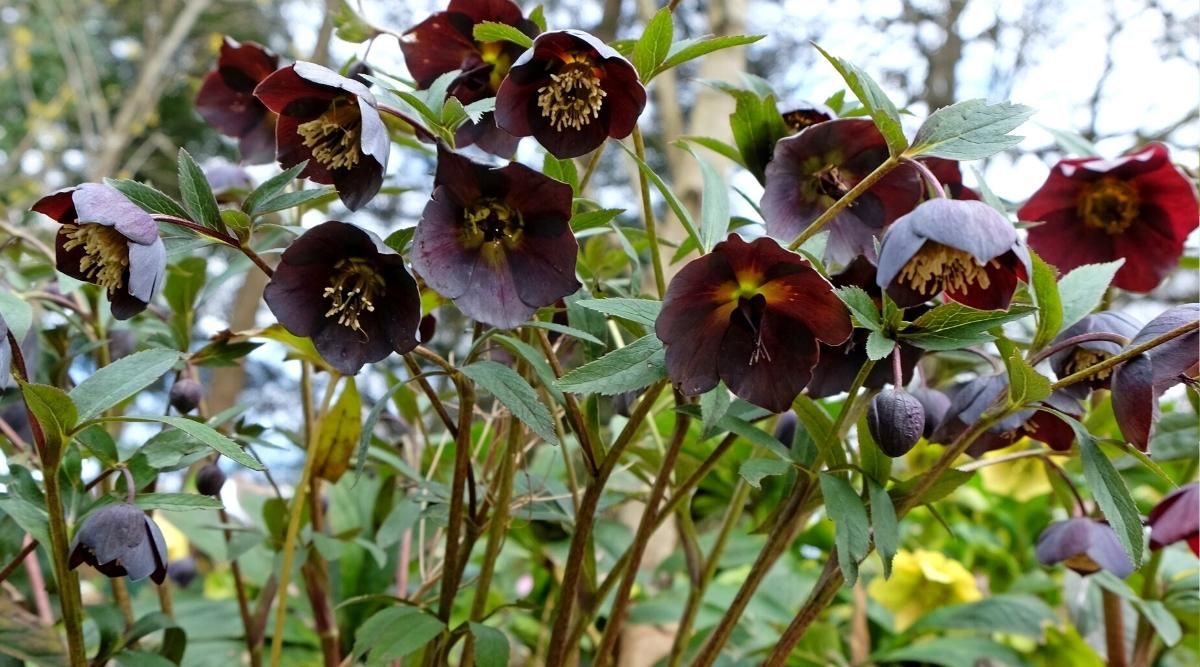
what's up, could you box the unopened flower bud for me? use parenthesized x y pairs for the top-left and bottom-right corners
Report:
(196, 464), (226, 497)
(867, 388), (925, 458)
(169, 378), (204, 414)
(168, 556), (198, 588)
(773, 411), (798, 447)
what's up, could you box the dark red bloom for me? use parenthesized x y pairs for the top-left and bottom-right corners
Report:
(1020, 143), (1200, 292)
(1110, 304), (1199, 450)
(32, 183), (166, 320)
(761, 119), (922, 265)
(778, 99), (835, 134)
(413, 146), (580, 328)
(264, 221), (421, 374)
(1149, 483), (1199, 555)
(401, 0), (539, 157)
(655, 234), (853, 412)
(931, 374), (1082, 456)
(195, 37), (280, 164)
(876, 198), (1031, 310)
(69, 503), (168, 584)
(495, 30), (646, 158)
(1036, 518), (1134, 578)
(1048, 311), (1141, 398)
(920, 157), (980, 201)
(255, 62), (390, 211)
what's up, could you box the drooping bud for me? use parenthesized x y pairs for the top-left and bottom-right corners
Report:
(169, 378), (204, 414)
(196, 464), (226, 497)
(168, 555), (198, 588)
(773, 411), (798, 448)
(867, 388), (926, 458)
(69, 503), (168, 584)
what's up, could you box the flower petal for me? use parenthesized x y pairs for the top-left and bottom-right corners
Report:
(718, 309), (819, 413)
(1111, 353), (1156, 450)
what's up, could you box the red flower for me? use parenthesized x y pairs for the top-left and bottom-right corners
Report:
(195, 37), (280, 164)
(495, 30), (646, 158)
(655, 234), (852, 412)
(1019, 143), (1200, 292)
(1110, 304), (1199, 450)
(401, 0), (539, 157)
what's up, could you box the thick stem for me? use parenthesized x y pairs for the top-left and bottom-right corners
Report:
(788, 156), (901, 250)
(631, 125), (667, 297)
(1104, 588), (1129, 667)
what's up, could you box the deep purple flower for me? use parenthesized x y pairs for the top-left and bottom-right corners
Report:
(1110, 304), (1199, 450)
(778, 99), (835, 134)
(264, 221), (421, 374)
(204, 158), (255, 201)
(1036, 518), (1135, 578)
(69, 503), (168, 584)
(169, 378), (204, 413)
(254, 62), (390, 211)
(412, 146), (580, 328)
(1048, 311), (1141, 398)
(195, 37), (280, 164)
(196, 463), (226, 497)
(655, 234), (853, 412)
(32, 183), (166, 320)
(401, 0), (539, 156)
(495, 30), (646, 158)
(1020, 143), (1200, 293)
(876, 198), (1031, 310)
(930, 374), (1082, 456)
(911, 387), (952, 439)
(761, 119), (922, 265)
(1149, 483), (1199, 555)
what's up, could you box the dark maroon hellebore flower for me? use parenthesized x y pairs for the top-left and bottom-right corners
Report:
(255, 62), (390, 211)
(778, 99), (835, 134)
(69, 503), (168, 584)
(1036, 518), (1134, 578)
(920, 157), (980, 201)
(264, 221), (421, 374)
(1110, 303), (1199, 450)
(656, 234), (853, 412)
(1149, 483), (1199, 555)
(401, 0), (539, 156)
(1020, 143), (1200, 293)
(413, 146), (580, 328)
(1048, 311), (1141, 398)
(32, 183), (166, 320)
(495, 29), (646, 158)
(876, 198), (1031, 310)
(195, 37), (280, 164)
(931, 373), (1082, 456)
(761, 119), (922, 265)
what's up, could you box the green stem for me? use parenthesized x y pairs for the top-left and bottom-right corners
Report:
(1050, 321), (1198, 391)
(788, 156), (901, 250)
(43, 469), (87, 666)
(631, 126), (666, 297)
(1131, 549), (1163, 667)
(578, 143), (606, 194)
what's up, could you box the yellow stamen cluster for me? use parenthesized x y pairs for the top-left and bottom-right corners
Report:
(1065, 348), (1112, 380)
(60, 223), (129, 292)
(323, 258), (385, 332)
(536, 62), (606, 131)
(464, 200), (522, 248)
(898, 242), (996, 295)
(297, 102), (362, 170)
(1077, 177), (1139, 234)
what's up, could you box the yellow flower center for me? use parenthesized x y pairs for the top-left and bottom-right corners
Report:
(323, 258), (385, 331)
(536, 56), (606, 132)
(1064, 348), (1112, 380)
(463, 199), (523, 251)
(297, 101), (362, 170)
(1077, 177), (1139, 234)
(60, 223), (129, 292)
(898, 242), (996, 295)
(479, 42), (513, 91)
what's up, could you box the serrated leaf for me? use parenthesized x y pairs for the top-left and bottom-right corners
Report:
(1030, 251), (1063, 351)
(1058, 260), (1124, 331)
(541, 154), (579, 194)
(528, 5), (547, 32)
(865, 330), (895, 361)
(130, 416), (263, 471)
(334, 0), (374, 42)
(313, 378), (362, 482)
(462, 361), (559, 445)
(493, 334), (563, 403)
(473, 21), (533, 49)
(243, 162), (308, 216)
(834, 285), (882, 331)
(574, 298), (661, 327)
(901, 303), (1036, 351)
(104, 179), (190, 219)
(469, 623), (510, 667)
(738, 458), (791, 489)
(680, 144), (730, 252)
(134, 493), (223, 511)
(907, 99), (1034, 160)
(819, 473), (870, 586)
(656, 34), (764, 76)
(813, 43), (906, 154)
(555, 335), (665, 395)
(177, 149), (224, 232)
(524, 320), (605, 345)
(632, 8), (672, 80)
(891, 468), (973, 506)
(867, 479), (898, 578)
(70, 349), (183, 421)
(1073, 418), (1143, 567)
(376, 497), (420, 549)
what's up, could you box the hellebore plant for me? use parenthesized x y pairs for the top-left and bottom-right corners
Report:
(195, 37), (281, 164)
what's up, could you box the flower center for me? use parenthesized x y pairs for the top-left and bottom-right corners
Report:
(734, 293), (772, 366)
(60, 223), (129, 292)
(897, 242), (996, 295)
(463, 199), (523, 249)
(323, 257), (385, 332)
(297, 101), (362, 170)
(536, 57), (606, 132)
(1077, 177), (1139, 234)
(1064, 348), (1112, 380)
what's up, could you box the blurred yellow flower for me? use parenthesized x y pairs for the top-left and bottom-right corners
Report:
(978, 442), (1058, 502)
(868, 549), (981, 630)
(153, 513), (191, 562)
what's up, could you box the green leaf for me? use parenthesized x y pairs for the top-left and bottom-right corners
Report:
(1076, 420), (1143, 567)
(793, 395), (838, 465)
(555, 335), (665, 395)
(711, 413), (791, 461)
(528, 5), (547, 32)
(492, 334), (564, 403)
(680, 144), (731, 252)
(133, 493), (223, 511)
(834, 285), (882, 331)
(1002, 350), (1052, 406)
(334, 0), (374, 42)
(907, 99), (1034, 160)
(70, 349), (182, 421)
(177, 148), (223, 232)
(469, 623), (510, 667)
(574, 298), (661, 327)
(728, 89), (788, 183)
(676, 136), (744, 166)
(383, 228), (415, 255)
(18, 382), (76, 459)
(908, 594), (1056, 638)
(126, 416), (264, 471)
(1058, 260), (1125, 331)
(542, 154), (579, 194)
(812, 43), (906, 155)
(376, 498), (421, 549)
(865, 330), (895, 361)
(739, 458), (791, 489)
(462, 361), (559, 446)
(656, 34), (764, 76)
(891, 468), (973, 506)
(251, 187), (337, 217)
(523, 320), (605, 346)
(700, 383), (731, 436)
(1030, 251), (1063, 351)
(872, 637), (1025, 667)
(867, 479), (898, 578)
(1041, 124), (1097, 156)
(1132, 599), (1181, 647)
(819, 473), (870, 586)
(0, 495), (49, 546)
(620, 143), (703, 250)
(243, 162), (308, 217)
(632, 8), (672, 80)
(901, 303), (1036, 351)
(354, 606), (445, 664)
(570, 208), (623, 232)
(473, 21), (533, 49)
(105, 178), (190, 219)
(0, 292), (32, 343)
